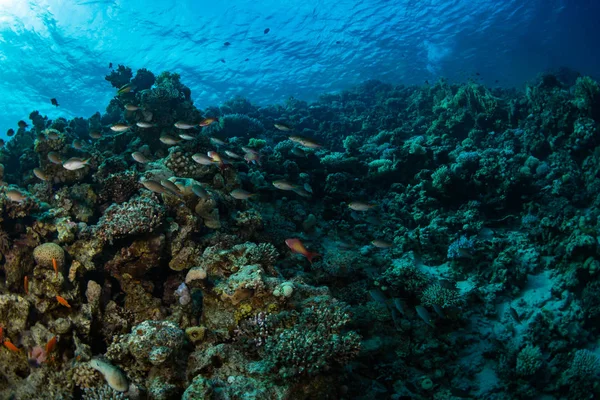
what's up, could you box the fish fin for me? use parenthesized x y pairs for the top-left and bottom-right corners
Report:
(306, 252), (321, 264)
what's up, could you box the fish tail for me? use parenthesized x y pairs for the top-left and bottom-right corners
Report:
(306, 252), (321, 264)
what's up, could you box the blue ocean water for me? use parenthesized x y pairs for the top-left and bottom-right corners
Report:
(1, 0), (599, 138)
(2, 1), (600, 399)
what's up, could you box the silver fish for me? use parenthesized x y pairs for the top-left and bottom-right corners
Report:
(136, 122), (155, 128)
(178, 133), (196, 140)
(224, 150), (242, 159)
(191, 184), (209, 200)
(160, 180), (183, 197)
(174, 121), (196, 129)
(131, 152), (150, 164)
(33, 168), (49, 181)
(141, 180), (165, 194)
(393, 298), (406, 315)
(62, 157), (90, 170)
(369, 289), (387, 304)
(159, 135), (180, 145)
(230, 188), (256, 200)
(6, 189), (26, 203)
(192, 153), (215, 165)
(110, 123), (130, 132)
(47, 152), (62, 165)
(415, 305), (435, 328)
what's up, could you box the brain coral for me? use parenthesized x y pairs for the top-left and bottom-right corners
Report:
(33, 243), (65, 268)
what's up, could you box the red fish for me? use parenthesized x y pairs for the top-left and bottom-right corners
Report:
(52, 258), (58, 277)
(45, 336), (57, 354)
(0, 326), (3, 342)
(3, 341), (20, 353)
(56, 295), (71, 308)
(285, 238), (321, 264)
(199, 117), (219, 127)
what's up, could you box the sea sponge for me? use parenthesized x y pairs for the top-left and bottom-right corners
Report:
(185, 267), (207, 284)
(33, 243), (65, 269)
(185, 326), (206, 343)
(89, 358), (129, 392)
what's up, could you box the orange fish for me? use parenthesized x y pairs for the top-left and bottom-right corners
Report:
(52, 258), (58, 277)
(0, 326), (3, 342)
(56, 296), (71, 308)
(199, 117), (219, 127)
(285, 238), (321, 264)
(24, 276), (28, 295)
(45, 336), (57, 354)
(3, 340), (20, 353)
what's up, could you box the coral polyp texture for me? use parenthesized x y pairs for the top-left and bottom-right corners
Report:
(1, 65), (600, 400)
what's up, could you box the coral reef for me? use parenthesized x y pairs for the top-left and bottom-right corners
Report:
(1, 66), (600, 399)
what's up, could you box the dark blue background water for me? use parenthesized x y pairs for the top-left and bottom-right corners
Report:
(1, 0), (599, 138)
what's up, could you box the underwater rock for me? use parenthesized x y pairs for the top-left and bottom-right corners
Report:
(105, 234), (165, 278)
(94, 193), (166, 243)
(108, 320), (185, 368)
(0, 294), (30, 337)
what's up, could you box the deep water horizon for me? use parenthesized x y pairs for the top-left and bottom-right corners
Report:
(2, 1), (600, 400)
